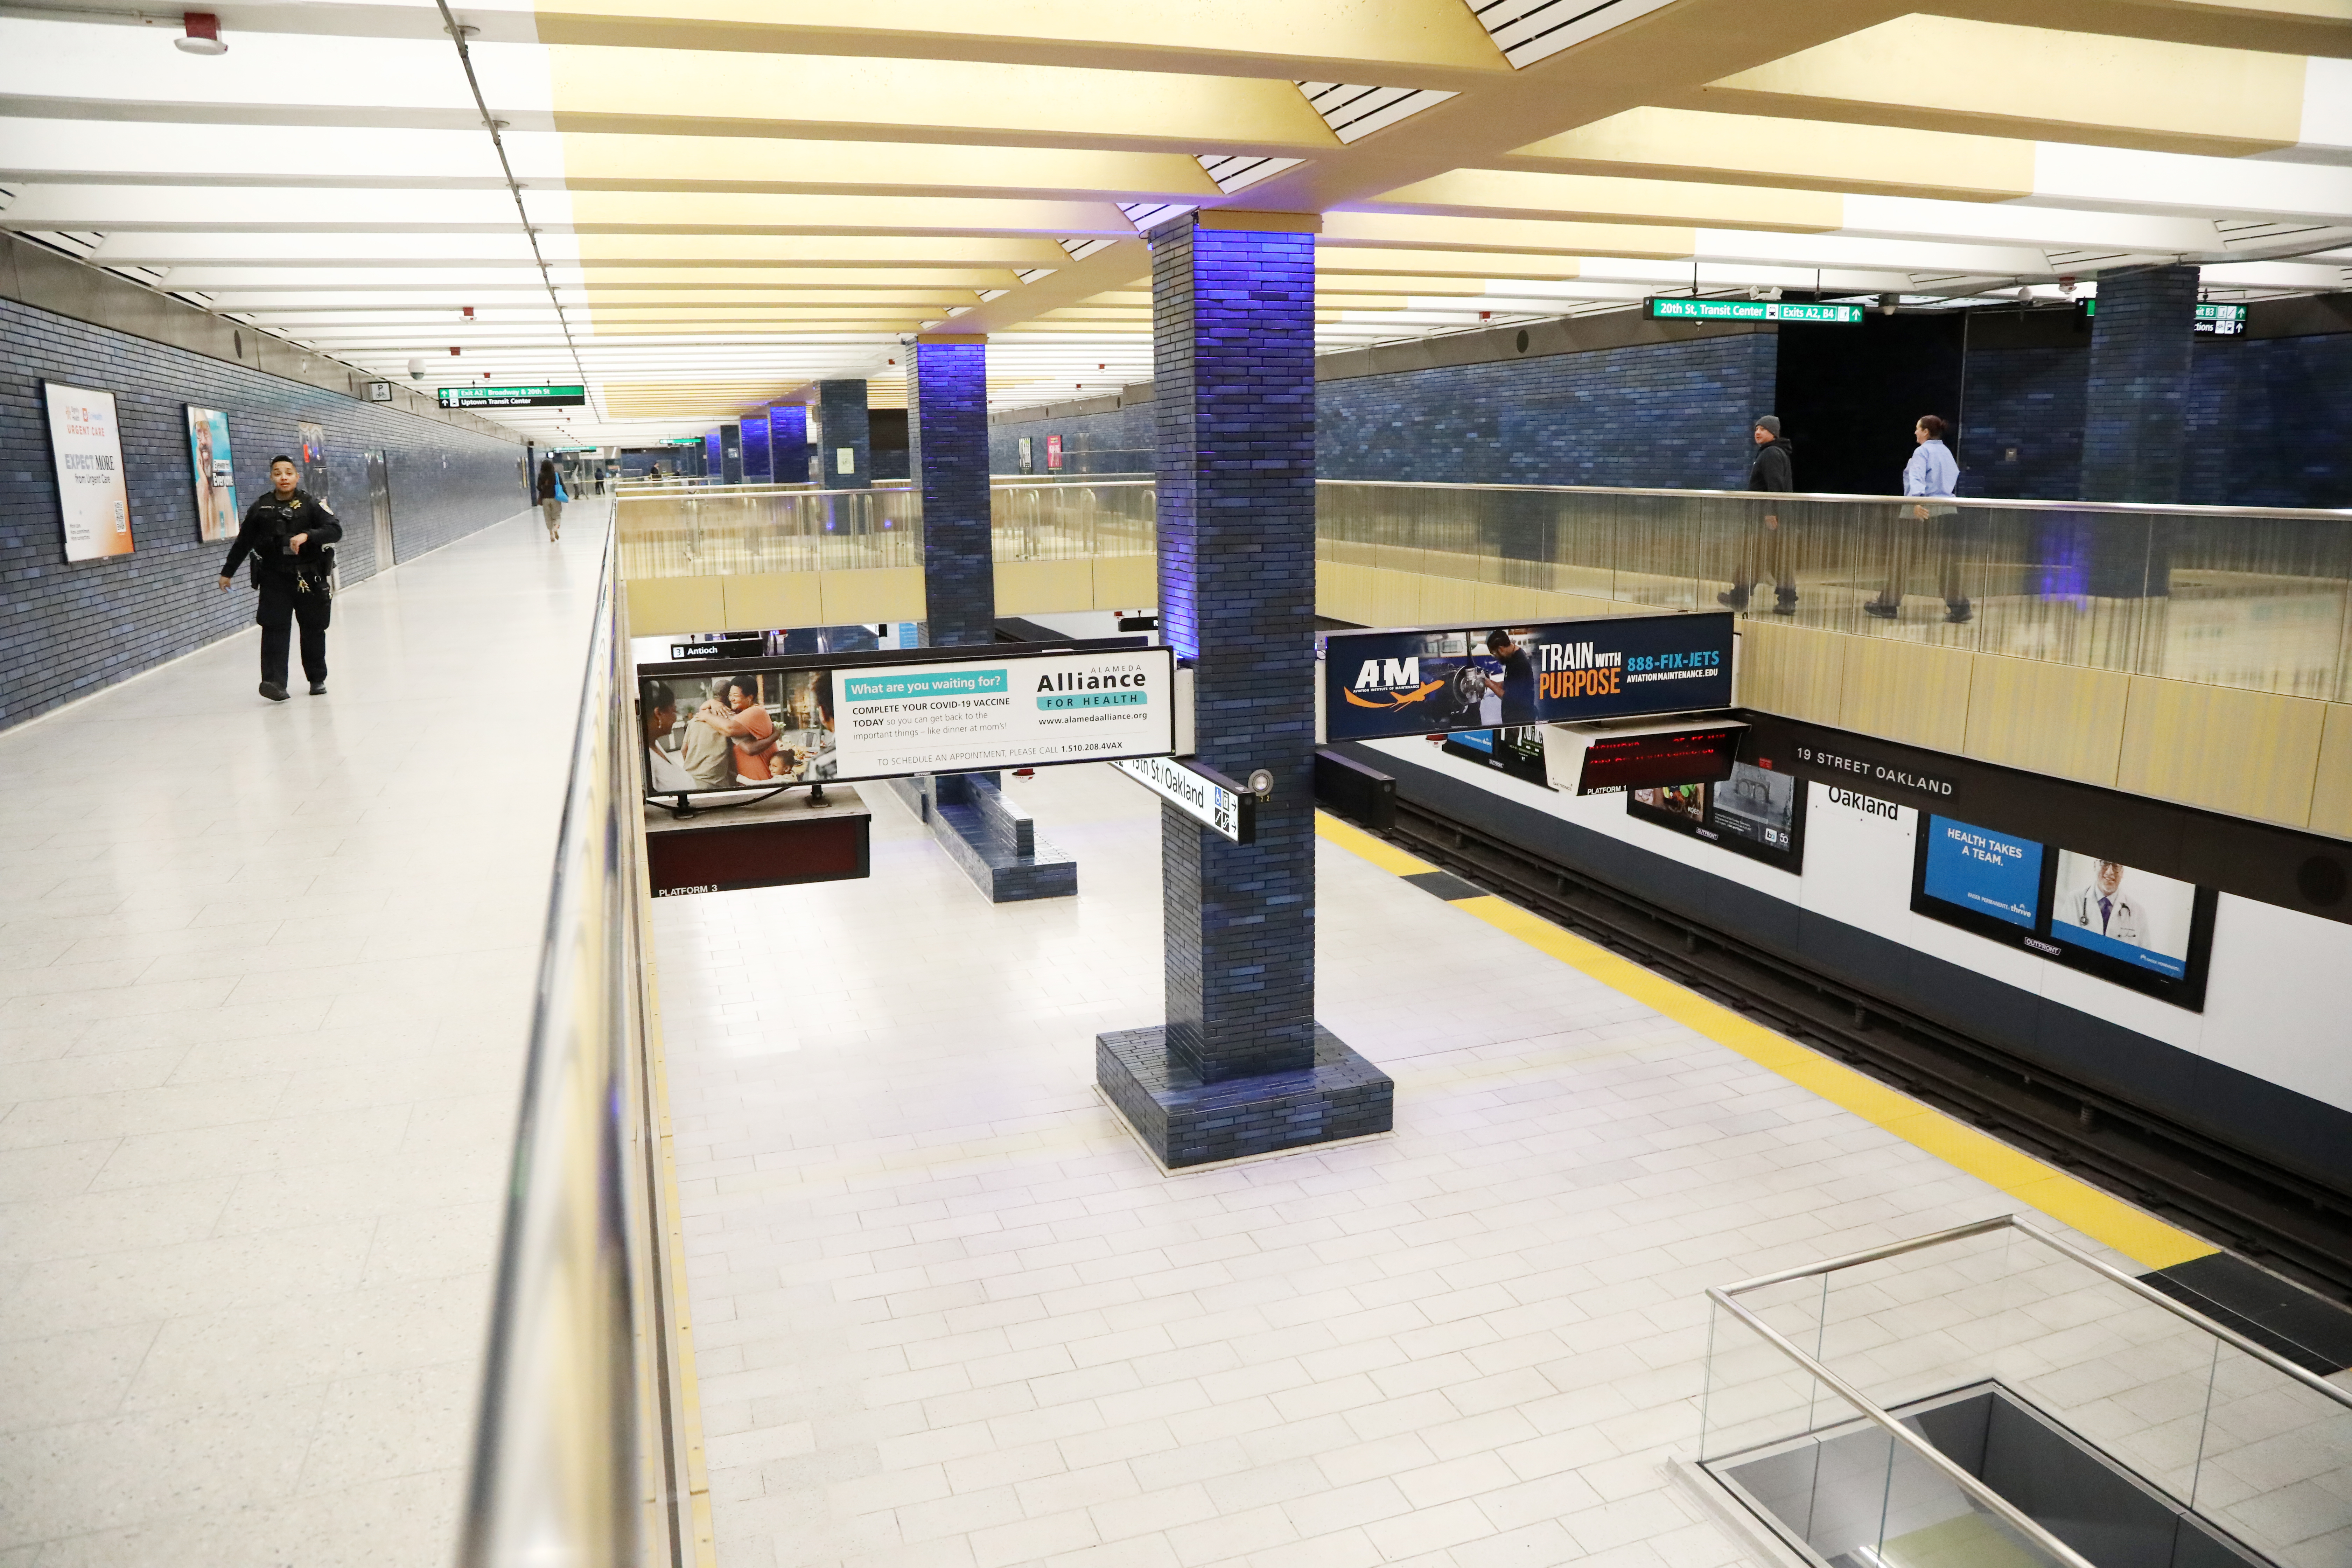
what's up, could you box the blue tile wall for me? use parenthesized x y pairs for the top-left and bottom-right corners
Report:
(1153, 221), (1321, 1086)
(1320, 335), (1778, 488)
(1, 295), (528, 732)
(1959, 345), (2088, 500)
(988, 402), (1155, 476)
(719, 421), (744, 485)
(908, 342), (994, 647)
(2082, 266), (2202, 502)
(815, 381), (871, 488)
(2183, 332), (2352, 509)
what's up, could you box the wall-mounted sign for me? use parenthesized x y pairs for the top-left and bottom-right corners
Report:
(44, 382), (133, 561)
(662, 434), (704, 445)
(835, 446), (855, 474)
(185, 404), (239, 543)
(1018, 435), (1034, 475)
(1321, 612), (1736, 743)
(1112, 755), (1255, 843)
(436, 384), (588, 409)
(1646, 298), (1864, 325)
(2194, 302), (2248, 337)
(365, 380), (394, 402)
(1045, 433), (1064, 470)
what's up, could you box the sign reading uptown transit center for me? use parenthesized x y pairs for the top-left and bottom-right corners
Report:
(833, 647), (1177, 779)
(1321, 610), (1736, 743)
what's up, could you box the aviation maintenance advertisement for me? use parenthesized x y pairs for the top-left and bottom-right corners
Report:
(1321, 611), (1736, 743)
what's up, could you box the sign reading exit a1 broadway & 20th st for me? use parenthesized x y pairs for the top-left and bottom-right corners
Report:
(436, 385), (588, 408)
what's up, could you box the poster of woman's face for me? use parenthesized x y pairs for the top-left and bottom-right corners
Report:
(186, 406), (239, 542)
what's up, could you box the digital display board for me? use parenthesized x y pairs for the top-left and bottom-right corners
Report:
(1910, 815), (2218, 1009)
(1646, 298), (1864, 325)
(1322, 612), (1734, 744)
(1571, 723), (1744, 794)
(437, 384), (588, 408)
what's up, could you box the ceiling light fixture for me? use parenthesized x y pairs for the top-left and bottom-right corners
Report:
(175, 11), (227, 53)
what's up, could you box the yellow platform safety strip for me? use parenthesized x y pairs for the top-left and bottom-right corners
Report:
(1314, 811), (2213, 1272)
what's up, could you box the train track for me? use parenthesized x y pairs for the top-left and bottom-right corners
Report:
(1374, 794), (2352, 1310)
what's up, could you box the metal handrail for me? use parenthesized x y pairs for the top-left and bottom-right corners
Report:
(459, 509), (692, 1567)
(1706, 1282), (2103, 1568)
(1718, 1212), (2352, 1409)
(1323, 477), (2352, 523)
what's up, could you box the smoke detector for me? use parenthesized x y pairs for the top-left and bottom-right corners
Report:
(175, 12), (227, 54)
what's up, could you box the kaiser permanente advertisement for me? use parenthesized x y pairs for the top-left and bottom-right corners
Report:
(1322, 611), (1734, 743)
(836, 648), (1176, 777)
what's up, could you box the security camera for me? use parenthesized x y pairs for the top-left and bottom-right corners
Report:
(408, 358), (428, 380)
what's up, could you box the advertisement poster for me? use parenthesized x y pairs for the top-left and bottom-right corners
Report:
(1046, 433), (1063, 471)
(186, 405), (239, 542)
(641, 646), (1176, 798)
(298, 420), (328, 499)
(1919, 815), (2043, 929)
(1323, 612), (1734, 743)
(1628, 762), (1805, 871)
(44, 383), (133, 561)
(833, 648), (1174, 778)
(2047, 851), (2199, 980)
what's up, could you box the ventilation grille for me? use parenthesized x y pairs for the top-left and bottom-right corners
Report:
(1296, 82), (1456, 144)
(1119, 200), (1196, 232)
(976, 288), (1009, 302)
(1198, 154), (1305, 194)
(1059, 238), (1115, 261)
(1013, 267), (1058, 284)
(2044, 248), (2133, 271)
(106, 264), (169, 287)
(0, 184), (17, 213)
(1469, 0), (1677, 67)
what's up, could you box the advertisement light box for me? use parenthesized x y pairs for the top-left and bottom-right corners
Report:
(638, 642), (1175, 803)
(1322, 611), (1734, 744)
(1645, 297), (1864, 325)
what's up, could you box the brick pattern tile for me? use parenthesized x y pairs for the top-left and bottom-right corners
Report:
(0, 296), (529, 730)
(911, 343), (996, 648)
(2081, 265), (2202, 503)
(819, 381), (874, 491)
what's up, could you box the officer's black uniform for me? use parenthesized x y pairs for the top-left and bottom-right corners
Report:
(222, 487), (343, 695)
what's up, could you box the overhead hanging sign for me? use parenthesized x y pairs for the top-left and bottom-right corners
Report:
(1111, 755), (1255, 844)
(835, 648), (1176, 777)
(1646, 298), (1864, 325)
(2193, 302), (2247, 336)
(436, 384), (588, 408)
(1321, 611), (1736, 744)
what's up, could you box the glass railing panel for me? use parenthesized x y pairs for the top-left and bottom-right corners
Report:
(2185, 1335), (2352, 1567)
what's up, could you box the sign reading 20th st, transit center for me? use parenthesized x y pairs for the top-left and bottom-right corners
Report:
(1321, 611), (1735, 744)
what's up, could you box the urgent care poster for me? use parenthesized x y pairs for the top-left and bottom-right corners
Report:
(44, 383), (133, 561)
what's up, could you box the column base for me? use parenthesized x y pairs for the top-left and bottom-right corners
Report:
(884, 773), (1076, 903)
(1097, 1024), (1393, 1170)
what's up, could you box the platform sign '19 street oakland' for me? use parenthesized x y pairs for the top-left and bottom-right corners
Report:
(1321, 610), (1736, 744)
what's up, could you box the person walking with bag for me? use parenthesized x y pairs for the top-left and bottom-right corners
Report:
(218, 454), (341, 700)
(537, 457), (565, 540)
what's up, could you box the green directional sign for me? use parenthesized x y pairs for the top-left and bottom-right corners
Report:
(436, 384), (587, 409)
(1646, 297), (1864, 325)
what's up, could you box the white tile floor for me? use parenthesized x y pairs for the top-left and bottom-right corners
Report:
(0, 505), (606, 1566)
(650, 763), (2155, 1568)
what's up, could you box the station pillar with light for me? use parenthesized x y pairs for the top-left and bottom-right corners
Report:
(1097, 211), (1393, 1170)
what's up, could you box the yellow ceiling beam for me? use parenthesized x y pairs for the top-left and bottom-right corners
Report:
(1313, 247), (1583, 279)
(1363, 169), (1844, 232)
(547, 46), (1340, 151)
(557, 133), (1218, 198)
(1321, 212), (1695, 260)
(1499, 107), (2037, 202)
(1317, 274), (1494, 295)
(570, 268), (1027, 288)
(583, 321), (928, 334)
(1686, 16), (2308, 156)
(566, 191), (1135, 234)
(573, 235), (1069, 264)
(576, 289), (989, 306)
(581, 304), (967, 320)
(533, 0), (1506, 85)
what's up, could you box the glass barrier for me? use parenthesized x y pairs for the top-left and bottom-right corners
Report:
(992, 479), (1155, 563)
(1319, 482), (2352, 703)
(616, 484), (923, 578)
(1702, 1216), (2352, 1568)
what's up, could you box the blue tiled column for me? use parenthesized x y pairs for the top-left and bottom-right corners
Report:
(2082, 265), (2199, 502)
(719, 422), (743, 485)
(702, 429), (720, 477)
(908, 335), (994, 648)
(740, 413), (770, 483)
(1097, 213), (1393, 1169)
(816, 380), (871, 488)
(768, 405), (810, 483)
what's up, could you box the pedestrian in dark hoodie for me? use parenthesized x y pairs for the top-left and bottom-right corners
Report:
(1721, 415), (1797, 614)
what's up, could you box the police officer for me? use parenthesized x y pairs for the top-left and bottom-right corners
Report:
(218, 455), (342, 701)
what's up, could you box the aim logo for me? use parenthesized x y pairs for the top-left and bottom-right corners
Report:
(1345, 655), (1446, 710)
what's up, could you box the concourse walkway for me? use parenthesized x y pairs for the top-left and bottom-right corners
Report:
(0, 504), (606, 1565)
(650, 766), (2213, 1568)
